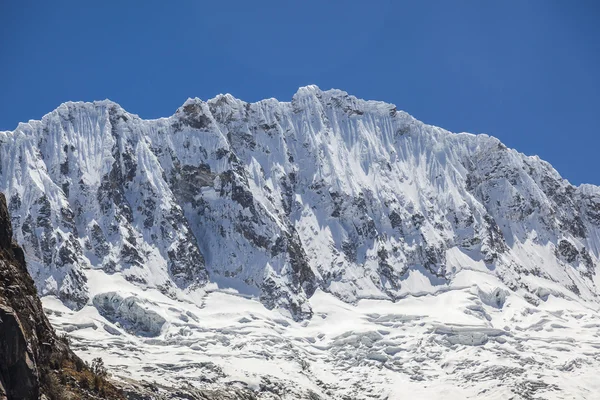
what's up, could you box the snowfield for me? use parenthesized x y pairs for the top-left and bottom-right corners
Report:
(1, 85), (600, 398)
(43, 270), (600, 399)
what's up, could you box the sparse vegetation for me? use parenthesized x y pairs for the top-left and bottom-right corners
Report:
(46, 357), (123, 399)
(45, 370), (66, 400)
(91, 357), (108, 378)
(91, 357), (109, 393)
(59, 332), (71, 345)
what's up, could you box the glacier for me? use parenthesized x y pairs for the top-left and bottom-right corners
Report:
(1, 85), (599, 399)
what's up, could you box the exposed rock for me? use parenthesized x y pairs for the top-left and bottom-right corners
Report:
(557, 239), (579, 263)
(0, 303), (39, 399)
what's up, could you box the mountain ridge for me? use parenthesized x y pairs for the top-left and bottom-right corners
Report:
(6, 87), (588, 188)
(10, 88), (592, 191)
(2, 86), (600, 398)
(0, 85), (598, 321)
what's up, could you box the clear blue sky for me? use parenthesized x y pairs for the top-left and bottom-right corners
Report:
(1, 1), (598, 185)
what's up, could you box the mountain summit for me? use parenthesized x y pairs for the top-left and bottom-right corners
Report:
(0, 86), (598, 320)
(1, 86), (600, 398)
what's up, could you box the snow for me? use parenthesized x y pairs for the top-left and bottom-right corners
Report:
(92, 292), (167, 337)
(2, 85), (600, 398)
(42, 278), (600, 399)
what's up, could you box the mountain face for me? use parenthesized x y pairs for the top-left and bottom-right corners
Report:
(1, 86), (598, 319)
(1, 87), (600, 398)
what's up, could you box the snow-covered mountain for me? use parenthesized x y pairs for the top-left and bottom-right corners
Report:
(1, 86), (600, 399)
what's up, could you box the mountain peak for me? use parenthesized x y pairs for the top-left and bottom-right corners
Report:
(294, 84), (322, 96)
(1, 88), (599, 398)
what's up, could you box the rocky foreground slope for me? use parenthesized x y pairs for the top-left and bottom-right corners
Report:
(1, 86), (600, 398)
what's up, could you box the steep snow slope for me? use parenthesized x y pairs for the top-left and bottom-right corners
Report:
(1, 86), (598, 317)
(1, 86), (600, 398)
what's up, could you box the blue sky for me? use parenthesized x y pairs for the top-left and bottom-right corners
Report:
(1, 1), (598, 185)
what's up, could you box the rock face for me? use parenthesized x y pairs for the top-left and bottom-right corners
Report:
(0, 86), (599, 320)
(0, 297), (39, 399)
(0, 192), (44, 399)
